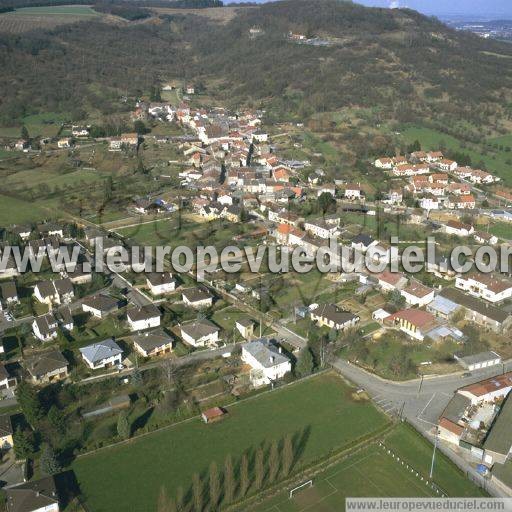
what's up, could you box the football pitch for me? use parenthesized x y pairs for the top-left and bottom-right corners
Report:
(256, 446), (436, 512)
(255, 424), (485, 512)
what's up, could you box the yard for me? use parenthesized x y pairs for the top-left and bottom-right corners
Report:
(72, 372), (388, 512)
(253, 423), (485, 512)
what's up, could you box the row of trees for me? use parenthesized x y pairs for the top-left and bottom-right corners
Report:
(157, 432), (302, 512)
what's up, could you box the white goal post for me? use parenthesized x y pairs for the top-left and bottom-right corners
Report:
(289, 479), (313, 499)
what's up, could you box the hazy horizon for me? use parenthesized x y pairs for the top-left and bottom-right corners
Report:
(224, 0), (512, 19)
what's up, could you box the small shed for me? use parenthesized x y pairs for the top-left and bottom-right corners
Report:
(201, 407), (226, 424)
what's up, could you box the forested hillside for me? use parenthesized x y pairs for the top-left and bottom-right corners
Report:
(0, 0), (511, 128)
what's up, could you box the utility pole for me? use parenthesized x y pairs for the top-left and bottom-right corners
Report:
(417, 373), (424, 398)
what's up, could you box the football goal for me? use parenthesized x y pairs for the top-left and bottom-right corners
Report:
(289, 479), (313, 499)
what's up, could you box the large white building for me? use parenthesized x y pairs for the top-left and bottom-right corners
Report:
(455, 273), (512, 304)
(241, 338), (291, 387)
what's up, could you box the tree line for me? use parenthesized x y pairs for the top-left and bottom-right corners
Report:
(157, 428), (310, 512)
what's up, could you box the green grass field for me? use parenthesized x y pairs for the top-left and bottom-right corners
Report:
(116, 217), (201, 246)
(8, 5), (99, 16)
(72, 373), (388, 512)
(254, 424), (485, 512)
(0, 111), (69, 138)
(489, 222), (512, 240)
(400, 125), (512, 184)
(0, 194), (50, 224)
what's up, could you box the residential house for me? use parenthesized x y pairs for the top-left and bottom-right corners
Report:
(182, 288), (214, 309)
(236, 319), (255, 339)
(180, 319), (220, 347)
(455, 273), (512, 303)
(351, 234), (378, 253)
(32, 313), (58, 342)
(0, 364), (16, 391)
(400, 282), (435, 307)
(437, 159), (458, 172)
(374, 157), (394, 169)
(437, 288), (512, 333)
(25, 350), (69, 384)
(274, 224), (305, 246)
(310, 303), (359, 330)
(5, 476), (60, 512)
(303, 219), (338, 239)
(127, 304), (161, 332)
(385, 309), (438, 341)
(33, 278), (74, 307)
(374, 270), (408, 292)
(79, 339), (123, 370)
(426, 151), (444, 163)
(444, 220), (474, 237)
(146, 273), (177, 296)
(447, 195), (476, 209)
(427, 294), (461, 320)
(344, 184), (363, 200)
(57, 138), (72, 149)
(474, 231), (498, 245)
(241, 338), (292, 387)
(128, 331), (173, 358)
(82, 295), (118, 318)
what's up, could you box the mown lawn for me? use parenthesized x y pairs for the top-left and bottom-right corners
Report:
(72, 373), (388, 512)
(253, 423), (485, 512)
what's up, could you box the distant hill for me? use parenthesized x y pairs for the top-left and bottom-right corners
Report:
(0, 0), (511, 128)
(187, 0), (512, 125)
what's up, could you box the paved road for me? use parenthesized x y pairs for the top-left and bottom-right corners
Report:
(332, 358), (512, 497)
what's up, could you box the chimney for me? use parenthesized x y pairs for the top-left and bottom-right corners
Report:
(270, 356), (275, 363)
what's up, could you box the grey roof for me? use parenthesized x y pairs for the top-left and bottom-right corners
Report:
(146, 272), (175, 287)
(35, 281), (56, 299)
(182, 288), (212, 303)
(25, 351), (68, 380)
(79, 339), (123, 364)
(484, 394), (512, 455)
(352, 234), (375, 247)
(457, 351), (501, 367)
(126, 331), (173, 352)
(439, 288), (510, 324)
(236, 318), (254, 327)
(127, 304), (160, 323)
(428, 294), (460, 316)
(312, 304), (359, 326)
(180, 319), (219, 340)
(6, 476), (58, 512)
(441, 393), (471, 424)
(53, 278), (73, 296)
(57, 306), (73, 326)
(242, 338), (290, 368)
(34, 313), (58, 337)
(82, 294), (118, 313)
